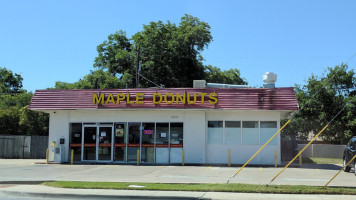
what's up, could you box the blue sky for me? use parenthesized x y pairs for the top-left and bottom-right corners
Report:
(1, 0), (355, 92)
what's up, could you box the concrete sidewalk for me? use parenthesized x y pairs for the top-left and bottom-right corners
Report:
(1, 159), (355, 200)
(1, 184), (355, 200)
(1, 159), (355, 187)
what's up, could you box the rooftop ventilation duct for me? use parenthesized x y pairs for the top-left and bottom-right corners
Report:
(262, 72), (277, 88)
(206, 83), (251, 88)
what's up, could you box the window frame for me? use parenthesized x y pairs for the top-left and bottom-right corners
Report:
(206, 120), (279, 145)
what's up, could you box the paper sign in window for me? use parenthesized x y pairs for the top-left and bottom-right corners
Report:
(116, 128), (124, 137)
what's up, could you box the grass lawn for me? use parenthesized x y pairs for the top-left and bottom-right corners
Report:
(43, 181), (356, 195)
(302, 157), (343, 164)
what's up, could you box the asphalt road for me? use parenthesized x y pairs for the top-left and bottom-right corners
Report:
(0, 159), (355, 187)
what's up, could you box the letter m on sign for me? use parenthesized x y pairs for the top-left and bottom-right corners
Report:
(93, 93), (105, 104)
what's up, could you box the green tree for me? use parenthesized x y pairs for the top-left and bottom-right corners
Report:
(0, 107), (21, 134)
(132, 14), (212, 87)
(53, 69), (127, 89)
(0, 67), (23, 93)
(0, 67), (49, 136)
(57, 15), (246, 89)
(204, 65), (248, 85)
(19, 106), (49, 136)
(283, 64), (356, 144)
(93, 31), (135, 77)
(0, 92), (33, 108)
(93, 14), (216, 88)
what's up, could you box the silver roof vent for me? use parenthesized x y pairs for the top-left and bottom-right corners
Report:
(206, 83), (251, 88)
(262, 72), (277, 88)
(193, 80), (251, 88)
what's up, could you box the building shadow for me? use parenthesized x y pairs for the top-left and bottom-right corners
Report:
(281, 160), (343, 170)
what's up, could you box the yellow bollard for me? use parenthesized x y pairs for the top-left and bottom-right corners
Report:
(299, 153), (302, 167)
(182, 149), (185, 166)
(71, 149), (74, 165)
(274, 151), (277, 168)
(137, 149), (140, 166)
(46, 148), (49, 164)
(228, 149), (231, 167)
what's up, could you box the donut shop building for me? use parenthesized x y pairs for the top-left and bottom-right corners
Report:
(29, 84), (298, 165)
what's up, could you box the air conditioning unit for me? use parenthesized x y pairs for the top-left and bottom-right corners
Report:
(54, 146), (65, 163)
(193, 80), (206, 88)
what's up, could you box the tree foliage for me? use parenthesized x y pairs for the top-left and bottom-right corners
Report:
(0, 92), (32, 108)
(282, 64), (356, 144)
(89, 14), (245, 88)
(53, 69), (126, 89)
(204, 65), (248, 85)
(0, 67), (48, 136)
(131, 15), (212, 87)
(0, 67), (23, 93)
(19, 105), (49, 136)
(93, 30), (134, 77)
(54, 15), (245, 89)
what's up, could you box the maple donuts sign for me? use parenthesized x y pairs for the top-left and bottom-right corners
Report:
(92, 92), (218, 105)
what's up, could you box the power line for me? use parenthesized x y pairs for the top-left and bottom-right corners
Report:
(232, 52), (356, 177)
(138, 73), (163, 88)
(267, 101), (352, 185)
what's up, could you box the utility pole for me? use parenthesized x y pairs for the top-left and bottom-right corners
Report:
(136, 45), (140, 88)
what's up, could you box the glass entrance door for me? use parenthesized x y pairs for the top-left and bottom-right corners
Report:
(82, 125), (113, 162)
(98, 126), (113, 162)
(82, 126), (97, 161)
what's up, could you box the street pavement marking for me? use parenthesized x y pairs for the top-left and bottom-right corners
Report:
(206, 167), (212, 170)
(259, 167), (262, 171)
(316, 169), (321, 172)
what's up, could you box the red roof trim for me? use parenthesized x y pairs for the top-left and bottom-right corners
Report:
(29, 88), (298, 111)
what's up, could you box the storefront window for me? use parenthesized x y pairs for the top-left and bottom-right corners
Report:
(207, 121), (223, 144)
(170, 123), (183, 163)
(127, 123), (140, 162)
(225, 121), (241, 144)
(156, 123), (169, 163)
(114, 123), (127, 162)
(170, 123), (183, 146)
(69, 121), (186, 164)
(260, 121), (277, 145)
(141, 123), (155, 163)
(242, 121), (259, 145)
(69, 123), (82, 162)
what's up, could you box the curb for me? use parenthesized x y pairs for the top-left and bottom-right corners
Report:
(0, 181), (51, 185)
(0, 190), (209, 200)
